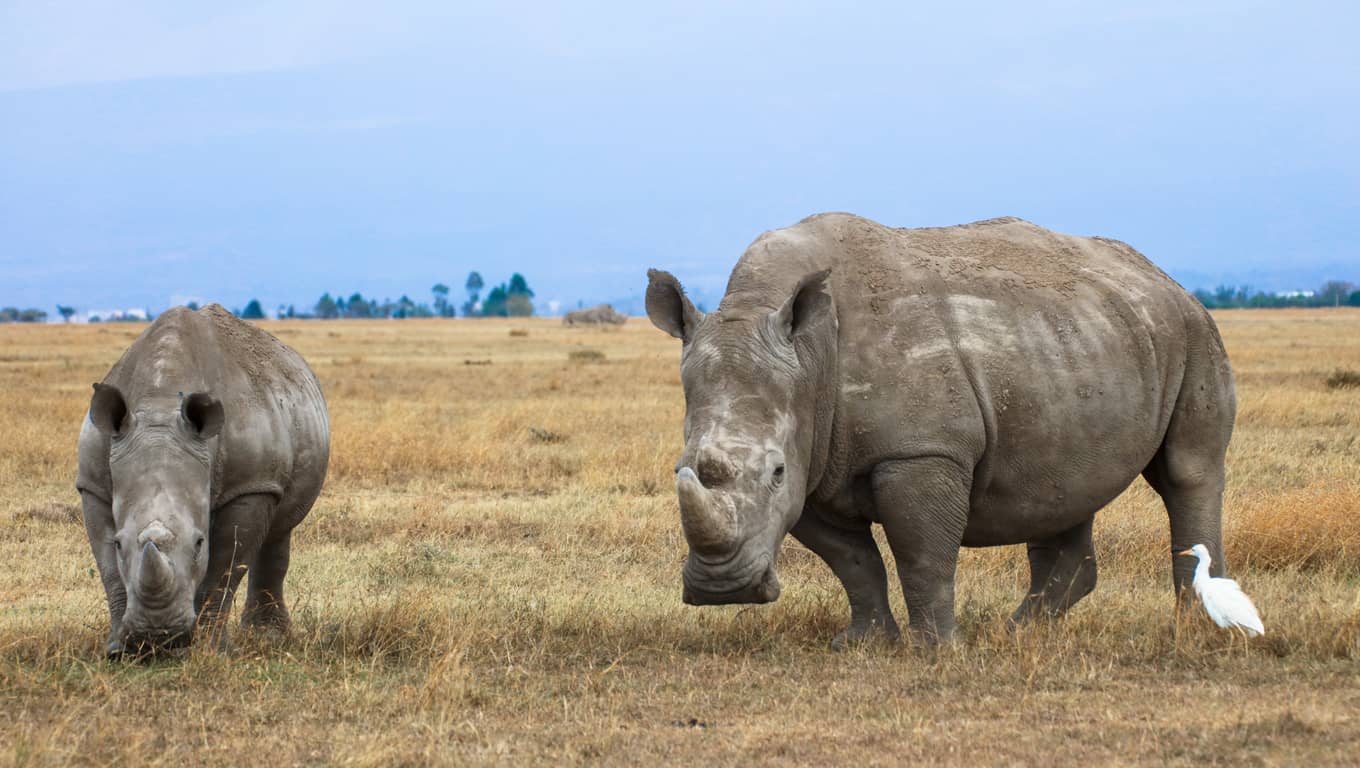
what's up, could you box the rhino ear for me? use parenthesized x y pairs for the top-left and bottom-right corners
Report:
(646, 269), (705, 342)
(773, 269), (834, 340)
(89, 383), (130, 437)
(181, 392), (224, 439)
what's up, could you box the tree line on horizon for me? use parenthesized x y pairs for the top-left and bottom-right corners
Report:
(234, 271), (535, 320)
(1191, 280), (1360, 310)
(8, 276), (1360, 324)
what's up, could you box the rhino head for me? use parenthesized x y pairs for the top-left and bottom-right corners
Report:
(88, 383), (224, 654)
(646, 268), (837, 605)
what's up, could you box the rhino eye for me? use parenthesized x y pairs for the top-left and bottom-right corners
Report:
(772, 464), (786, 487)
(194, 536), (205, 556)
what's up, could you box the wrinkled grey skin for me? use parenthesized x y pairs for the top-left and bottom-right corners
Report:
(76, 304), (329, 657)
(647, 213), (1235, 646)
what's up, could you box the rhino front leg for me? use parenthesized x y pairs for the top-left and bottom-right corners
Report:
(790, 509), (900, 649)
(241, 530), (292, 633)
(1010, 517), (1098, 624)
(81, 491), (128, 658)
(195, 494), (273, 651)
(873, 457), (970, 645)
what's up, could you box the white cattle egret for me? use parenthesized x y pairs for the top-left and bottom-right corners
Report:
(1178, 544), (1264, 637)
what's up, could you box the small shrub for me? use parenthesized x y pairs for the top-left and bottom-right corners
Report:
(1325, 369), (1360, 390)
(509, 329), (529, 337)
(527, 427), (566, 444)
(568, 348), (606, 364)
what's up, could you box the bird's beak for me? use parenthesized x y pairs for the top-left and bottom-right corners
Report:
(1176, 549), (1194, 556)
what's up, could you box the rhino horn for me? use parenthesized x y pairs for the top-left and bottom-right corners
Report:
(677, 467), (736, 554)
(138, 541), (175, 600)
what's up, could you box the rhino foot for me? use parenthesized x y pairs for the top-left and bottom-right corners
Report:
(831, 615), (902, 651)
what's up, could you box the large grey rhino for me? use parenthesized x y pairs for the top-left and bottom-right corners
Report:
(646, 213), (1235, 645)
(76, 304), (329, 656)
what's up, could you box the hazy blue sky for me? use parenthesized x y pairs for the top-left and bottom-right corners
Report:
(2, 1), (1357, 315)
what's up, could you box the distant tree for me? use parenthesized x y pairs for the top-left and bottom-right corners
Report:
(481, 284), (509, 317)
(315, 293), (339, 319)
(463, 271), (484, 316)
(506, 273), (534, 316)
(1212, 285), (1236, 307)
(241, 299), (266, 320)
(1319, 281), (1356, 307)
(508, 273), (533, 298)
(345, 293), (372, 319)
(0, 307), (48, 323)
(1349, 290), (1360, 308)
(432, 283), (451, 317)
(507, 293), (533, 317)
(57, 305), (75, 323)
(186, 301), (200, 311)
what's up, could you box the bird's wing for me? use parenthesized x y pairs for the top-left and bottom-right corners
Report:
(1203, 578), (1265, 636)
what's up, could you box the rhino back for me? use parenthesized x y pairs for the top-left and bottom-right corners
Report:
(728, 213), (1225, 544)
(197, 304), (329, 518)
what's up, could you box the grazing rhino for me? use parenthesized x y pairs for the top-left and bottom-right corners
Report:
(77, 304), (329, 656)
(647, 213), (1235, 645)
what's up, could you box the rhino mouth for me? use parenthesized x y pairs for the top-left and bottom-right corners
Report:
(114, 624), (196, 659)
(682, 552), (781, 605)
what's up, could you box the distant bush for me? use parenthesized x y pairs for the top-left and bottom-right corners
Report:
(563, 304), (627, 326)
(1325, 369), (1360, 390)
(527, 427), (565, 443)
(568, 348), (606, 364)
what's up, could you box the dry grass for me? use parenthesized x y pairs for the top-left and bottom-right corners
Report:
(1, 309), (1358, 766)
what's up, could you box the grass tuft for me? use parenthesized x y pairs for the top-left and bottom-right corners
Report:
(1325, 368), (1360, 389)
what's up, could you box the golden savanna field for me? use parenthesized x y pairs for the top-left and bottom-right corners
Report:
(2, 310), (1358, 765)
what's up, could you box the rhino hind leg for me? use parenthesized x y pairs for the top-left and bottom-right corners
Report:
(873, 457), (971, 645)
(1142, 344), (1233, 598)
(1010, 517), (1097, 625)
(1144, 449), (1228, 597)
(790, 509), (900, 649)
(241, 531), (293, 633)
